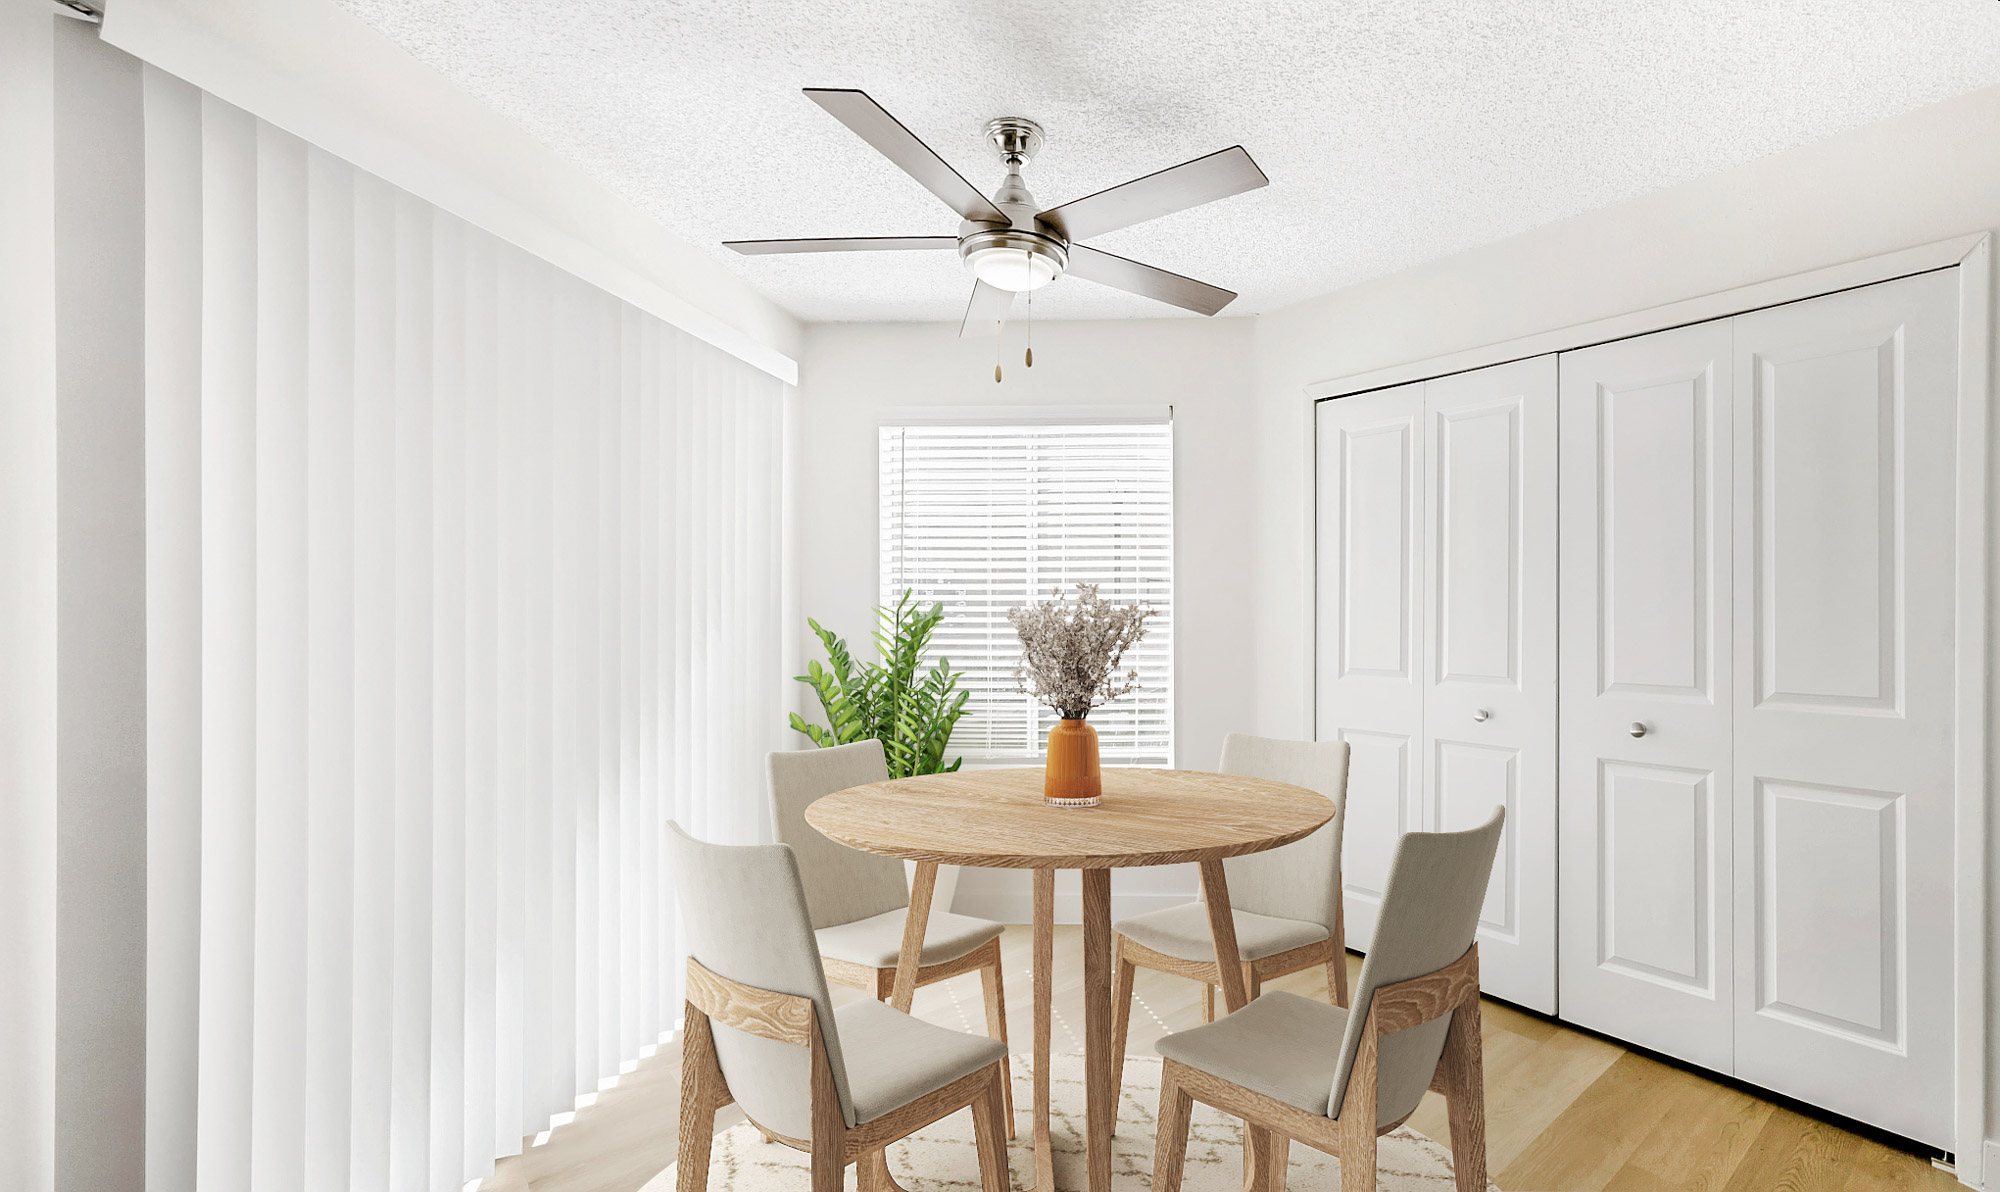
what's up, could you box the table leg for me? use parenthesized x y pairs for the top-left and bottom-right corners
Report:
(1029, 868), (1056, 1192)
(1198, 859), (1250, 1012)
(1081, 869), (1114, 1192)
(890, 861), (939, 1012)
(1199, 859), (1275, 1192)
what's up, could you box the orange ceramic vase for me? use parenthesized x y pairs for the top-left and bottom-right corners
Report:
(1043, 718), (1102, 807)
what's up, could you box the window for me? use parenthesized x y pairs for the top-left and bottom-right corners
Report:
(880, 414), (1173, 767)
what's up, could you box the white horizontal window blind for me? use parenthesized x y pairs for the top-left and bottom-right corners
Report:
(142, 73), (786, 1192)
(880, 420), (1173, 767)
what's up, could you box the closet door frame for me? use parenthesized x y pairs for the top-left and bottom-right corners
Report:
(1303, 232), (1991, 1177)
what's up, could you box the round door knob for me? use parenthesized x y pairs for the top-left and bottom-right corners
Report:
(1630, 722), (1649, 738)
(1472, 708), (1491, 723)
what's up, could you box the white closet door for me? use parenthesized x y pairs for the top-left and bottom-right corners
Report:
(1421, 357), (1558, 1011)
(1729, 269), (1959, 1148)
(1315, 382), (1425, 952)
(1556, 320), (1735, 1070)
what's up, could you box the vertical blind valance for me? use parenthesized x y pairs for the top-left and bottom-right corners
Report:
(142, 71), (786, 1192)
(879, 421), (1175, 767)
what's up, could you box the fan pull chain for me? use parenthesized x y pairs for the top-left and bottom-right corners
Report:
(994, 323), (1002, 383)
(1025, 277), (1034, 368)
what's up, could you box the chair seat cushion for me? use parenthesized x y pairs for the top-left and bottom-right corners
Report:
(834, 999), (1008, 1125)
(816, 908), (1004, 970)
(1115, 902), (1330, 964)
(1154, 990), (1346, 1117)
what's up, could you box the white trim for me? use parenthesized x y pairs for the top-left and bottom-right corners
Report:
(1303, 232), (1993, 1175)
(1305, 233), (1986, 402)
(99, 0), (801, 385)
(877, 403), (1173, 427)
(1301, 388), (1319, 739)
(1953, 235), (1993, 1189)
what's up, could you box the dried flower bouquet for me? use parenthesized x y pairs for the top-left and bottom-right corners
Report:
(1007, 583), (1154, 720)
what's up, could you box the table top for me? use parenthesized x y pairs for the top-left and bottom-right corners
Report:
(805, 766), (1335, 869)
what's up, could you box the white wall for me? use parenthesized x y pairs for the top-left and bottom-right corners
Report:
(793, 317), (1256, 920)
(1245, 79), (2000, 1180)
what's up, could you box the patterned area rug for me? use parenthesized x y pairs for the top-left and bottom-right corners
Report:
(644, 1053), (1493, 1191)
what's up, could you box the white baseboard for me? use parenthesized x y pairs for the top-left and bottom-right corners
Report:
(951, 889), (1193, 926)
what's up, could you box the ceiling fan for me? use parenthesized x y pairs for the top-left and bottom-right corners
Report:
(725, 89), (1269, 337)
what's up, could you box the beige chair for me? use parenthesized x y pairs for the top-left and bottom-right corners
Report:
(668, 823), (1012, 1192)
(768, 740), (1014, 1134)
(1111, 734), (1351, 1086)
(1151, 808), (1504, 1192)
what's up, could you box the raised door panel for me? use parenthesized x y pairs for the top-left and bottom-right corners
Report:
(1337, 729), (1414, 916)
(1423, 355), (1557, 1012)
(1315, 383), (1425, 951)
(1339, 421), (1420, 680)
(1752, 780), (1902, 1045)
(1751, 340), (1899, 711)
(1597, 763), (1714, 990)
(1557, 319), (1734, 1073)
(1730, 269), (1958, 1149)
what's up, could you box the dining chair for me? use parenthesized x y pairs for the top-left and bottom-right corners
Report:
(1150, 807), (1504, 1192)
(667, 822), (1012, 1192)
(1110, 734), (1350, 1091)
(768, 740), (1015, 1135)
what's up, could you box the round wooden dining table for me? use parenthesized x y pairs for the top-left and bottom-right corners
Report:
(807, 766), (1335, 1192)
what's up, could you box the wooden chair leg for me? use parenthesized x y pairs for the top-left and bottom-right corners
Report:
(857, 1153), (890, 1192)
(978, 946), (1017, 1139)
(970, 1068), (1010, 1192)
(1109, 948), (1136, 1134)
(1337, 1012), (1381, 1192)
(809, 1021), (848, 1192)
(1201, 982), (1215, 1023)
(1440, 1001), (1487, 1192)
(1245, 961), (1261, 1003)
(1245, 1124), (1280, 1192)
(1338, 1121), (1378, 1192)
(677, 1007), (721, 1192)
(1153, 1062), (1195, 1192)
(1269, 1134), (1291, 1192)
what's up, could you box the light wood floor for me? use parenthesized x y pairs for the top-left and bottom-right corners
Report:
(481, 925), (1956, 1192)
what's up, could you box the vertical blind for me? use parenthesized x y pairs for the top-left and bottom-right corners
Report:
(0, 8), (58, 1192)
(879, 419), (1174, 767)
(142, 72), (786, 1192)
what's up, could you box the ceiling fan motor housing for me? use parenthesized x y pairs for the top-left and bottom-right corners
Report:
(960, 116), (1067, 290)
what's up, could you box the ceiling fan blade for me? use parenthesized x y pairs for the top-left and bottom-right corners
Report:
(804, 89), (1009, 225)
(1063, 245), (1238, 316)
(725, 236), (958, 255)
(1036, 146), (1268, 242)
(958, 280), (1015, 338)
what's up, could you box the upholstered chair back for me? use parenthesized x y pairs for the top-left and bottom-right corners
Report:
(767, 741), (909, 930)
(1217, 734), (1351, 932)
(1328, 807), (1504, 1128)
(666, 822), (861, 1134)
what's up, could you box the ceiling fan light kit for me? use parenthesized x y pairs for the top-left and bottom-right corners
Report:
(724, 88), (1269, 354)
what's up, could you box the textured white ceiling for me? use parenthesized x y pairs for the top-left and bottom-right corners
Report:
(336, 0), (2000, 324)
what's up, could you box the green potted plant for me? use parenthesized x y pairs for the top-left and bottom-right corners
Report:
(791, 589), (972, 777)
